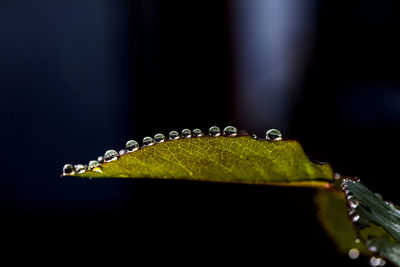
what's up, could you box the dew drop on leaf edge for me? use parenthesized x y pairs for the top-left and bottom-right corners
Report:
(126, 140), (139, 152)
(75, 164), (87, 173)
(63, 164), (75, 175)
(169, 131), (180, 140)
(209, 126), (221, 137)
(266, 129), (282, 141)
(88, 160), (100, 170)
(223, 126), (237, 136)
(193, 128), (203, 137)
(143, 136), (155, 146)
(104, 150), (119, 162)
(181, 129), (191, 138)
(154, 133), (166, 143)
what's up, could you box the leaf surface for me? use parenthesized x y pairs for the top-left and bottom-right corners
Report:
(341, 179), (400, 266)
(64, 136), (333, 187)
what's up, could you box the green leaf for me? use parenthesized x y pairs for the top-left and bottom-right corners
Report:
(343, 179), (400, 242)
(342, 179), (400, 266)
(63, 135), (333, 187)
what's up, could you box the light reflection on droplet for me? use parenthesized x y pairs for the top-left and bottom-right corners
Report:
(154, 133), (166, 143)
(104, 150), (119, 162)
(266, 129), (282, 141)
(209, 126), (221, 137)
(223, 126), (237, 136)
(88, 160), (100, 170)
(126, 140), (139, 152)
(169, 131), (180, 140)
(75, 164), (87, 173)
(193, 128), (203, 137)
(63, 164), (75, 175)
(143, 136), (155, 146)
(181, 129), (191, 138)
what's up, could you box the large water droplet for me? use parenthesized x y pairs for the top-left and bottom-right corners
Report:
(193, 128), (204, 137)
(334, 173), (341, 180)
(209, 126), (221, 136)
(104, 150), (119, 162)
(266, 129), (282, 140)
(154, 133), (166, 143)
(63, 164), (75, 175)
(348, 248), (360, 259)
(143, 136), (155, 146)
(126, 140), (139, 152)
(88, 160), (100, 170)
(181, 129), (191, 138)
(223, 126), (237, 136)
(75, 164), (87, 173)
(169, 131), (180, 140)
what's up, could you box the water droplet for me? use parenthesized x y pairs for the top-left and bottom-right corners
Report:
(88, 160), (100, 170)
(143, 136), (155, 146)
(223, 126), (237, 136)
(193, 128), (204, 137)
(119, 149), (127, 156)
(63, 164), (75, 175)
(154, 133), (166, 143)
(353, 176), (361, 182)
(370, 257), (385, 266)
(209, 126), (221, 136)
(334, 173), (341, 180)
(266, 129), (282, 140)
(181, 129), (191, 138)
(348, 248), (360, 259)
(355, 238), (360, 244)
(126, 140), (139, 152)
(97, 156), (104, 163)
(75, 164), (87, 173)
(104, 150), (119, 162)
(252, 134), (258, 139)
(348, 209), (360, 222)
(366, 240), (378, 253)
(169, 131), (180, 140)
(347, 196), (359, 208)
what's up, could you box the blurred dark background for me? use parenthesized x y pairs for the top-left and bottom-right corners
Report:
(0, 0), (399, 265)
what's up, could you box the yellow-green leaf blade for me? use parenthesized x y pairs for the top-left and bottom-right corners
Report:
(64, 136), (333, 186)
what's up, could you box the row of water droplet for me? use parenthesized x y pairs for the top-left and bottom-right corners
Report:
(338, 175), (386, 266)
(62, 126), (282, 176)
